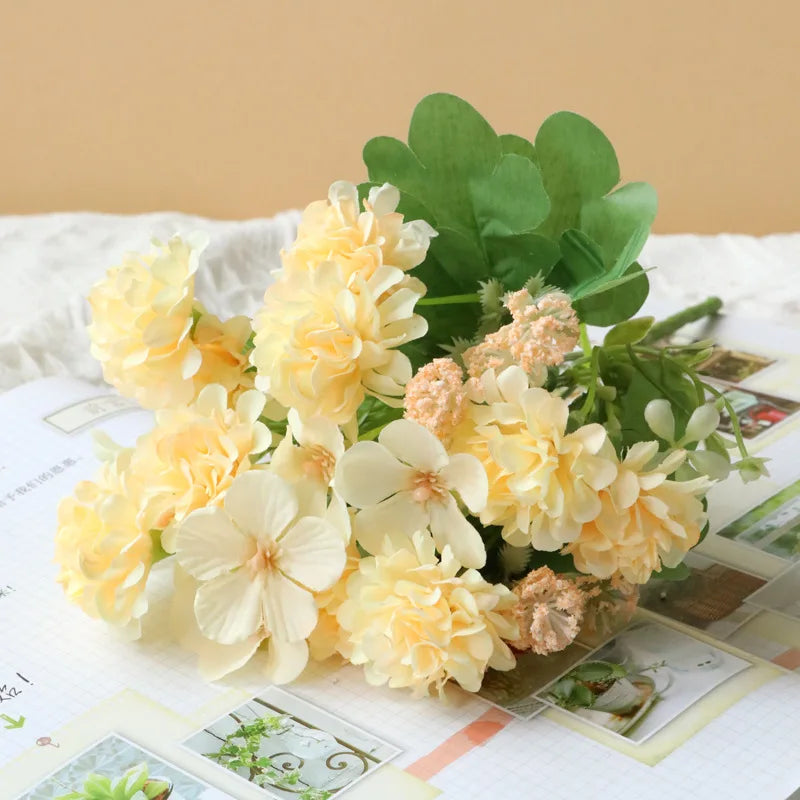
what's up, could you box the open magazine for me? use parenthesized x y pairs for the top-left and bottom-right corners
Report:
(2, 312), (800, 799)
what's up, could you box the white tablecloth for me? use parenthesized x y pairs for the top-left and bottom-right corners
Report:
(1, 211), (798, 391)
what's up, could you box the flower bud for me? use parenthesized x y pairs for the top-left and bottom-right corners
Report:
(684, 403), (720, 443)
(644, 399), (675, 442)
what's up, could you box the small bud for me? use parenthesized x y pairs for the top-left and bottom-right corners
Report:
(735, 456), (770, 483)
(645, 399), (675, 442)
(683, 403), (721, 443)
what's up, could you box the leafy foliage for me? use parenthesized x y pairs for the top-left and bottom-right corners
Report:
(360, 93), (657, 363)
(55, 763), (169, 800)
(205, 715), (331, 800)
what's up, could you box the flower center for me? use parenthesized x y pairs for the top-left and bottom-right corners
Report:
(411, 471), (448, 504)
(303, 445), (336, 482)
(245, 540), (280, 578)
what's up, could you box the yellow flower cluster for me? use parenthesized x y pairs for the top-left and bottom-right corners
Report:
(337, 532), (518, 696)
(88, 234), (253, 410)
(54, 385), (270, 633)
(250, 182), (436, 424)
(55, 448), (151, 637)
(452, 366), (709, 584)
(564, 443), (710, 584)
(284, 181), (434, 280)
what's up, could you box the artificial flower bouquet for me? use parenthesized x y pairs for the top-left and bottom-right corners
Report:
(55, 93), (765, 697)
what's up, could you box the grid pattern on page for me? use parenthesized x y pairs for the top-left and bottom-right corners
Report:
(428, 674), (800, 800)
(0, 379), (226, 764)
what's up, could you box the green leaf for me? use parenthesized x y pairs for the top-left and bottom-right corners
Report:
(617, 353), (699, 447)
(430, 228), (487, 287)
(581, 182), (658, 269)
(362, 95), (657, 322)
(362, 137), (428, 200)
(653, 561), (691, 581)
(469, 154), (550, 236)
(367, 93), (502, 233)
(603, 316), (655, 346)
(570, 661), (620, 682)
(483, 233), (561, 289)
(575, 263), (650, 326)
(499, 133), (537, 162)
(535, 111), (620, 238)
(555, 229), (606, 289)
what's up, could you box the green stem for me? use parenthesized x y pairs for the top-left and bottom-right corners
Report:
(643, 296), (723, 344)
(416, 293), (481, 306)
(577, 346), (600, 422)
(579, 323), (592, 357)
(149, 530), (171, 564)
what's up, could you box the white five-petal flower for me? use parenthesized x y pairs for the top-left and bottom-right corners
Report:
(270, 409), (344, 489)
(334, 419), (489, 567)
(174, 471), (346, 655)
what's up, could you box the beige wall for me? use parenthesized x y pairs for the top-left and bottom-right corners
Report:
(1, 1), (797, 233)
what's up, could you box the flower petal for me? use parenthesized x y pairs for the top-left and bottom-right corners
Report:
(262, 571), (318, 642)
(194, 570), (264, 645)
(263, 636), (309, 684)
(353, 492), (428, 554)
(428, 496), (486, 569)
(378, 419), (448, 472)
(224, 471), (298, 543)
(684, 403), (720, 443)
(334, 440), (413, 507)
(278, 517), (346, 592)
(235, 389), (267, 424)
(439, 453), (488, 513)
(172, 566), (262, 680)
(175, 507), (255, 581)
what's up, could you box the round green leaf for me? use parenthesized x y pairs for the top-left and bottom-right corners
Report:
(535, 111), (620, 237)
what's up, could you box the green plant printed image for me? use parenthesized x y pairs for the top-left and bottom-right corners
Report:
(20, 735), (228, 800)
(184, 687), (400, 799)
(718, 478), (800, 560)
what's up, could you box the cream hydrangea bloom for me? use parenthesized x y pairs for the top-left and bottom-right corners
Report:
(451, 367), (617, 551)
(250, 261), (427, 424)
(173, 471), (346, 681)
(337, 532), (517, 696)
(284, 181), (436, 280)
(335, 418), (489, 567)
(565, 443), (711, 584)
(131, 384), (271, 552)
(55, 449), (152, 638)
(88, 234), (207, 409)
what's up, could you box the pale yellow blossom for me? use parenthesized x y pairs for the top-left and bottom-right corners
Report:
(565, 443), (711, 584)
(173, 472), (346, 680)
(131, 384), (271, 551)
(88, 234), (206, 409)
(192, 311), (254, 402)
(337, 532), (518, 696)
(451, 367), (617, 551)
(250, 260), (426, 424)
(284, 181), (436, 280)
(55, 448), (152, 637)
(335, 418), (488, 568)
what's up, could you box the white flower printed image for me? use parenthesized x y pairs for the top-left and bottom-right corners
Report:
(334, 418), (489, 567)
